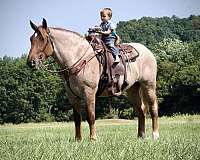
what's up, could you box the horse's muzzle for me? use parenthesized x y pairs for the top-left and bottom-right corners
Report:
(27, 58), (41, 69)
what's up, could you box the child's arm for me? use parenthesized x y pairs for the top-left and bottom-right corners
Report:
(99, 29), (112, 35)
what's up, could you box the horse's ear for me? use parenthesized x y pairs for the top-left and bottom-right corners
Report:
(30, 20), (38, 31)
(42, 18), (48, 29)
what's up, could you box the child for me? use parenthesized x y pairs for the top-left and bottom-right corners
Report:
(98, 8), (120, 63)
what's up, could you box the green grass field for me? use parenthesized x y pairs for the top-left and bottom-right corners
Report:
(0, 115), (200, 160)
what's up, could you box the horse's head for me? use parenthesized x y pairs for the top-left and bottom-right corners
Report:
(27, 18), (54, 69)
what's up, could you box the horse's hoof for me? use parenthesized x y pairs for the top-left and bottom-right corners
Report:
(90, 136), (97, 141)
(152, 132), (159, 140)
(138, 132), (145, 139)
(75, 137), (83, 142)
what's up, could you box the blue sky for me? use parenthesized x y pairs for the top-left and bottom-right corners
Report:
(0, 0), (200, 57)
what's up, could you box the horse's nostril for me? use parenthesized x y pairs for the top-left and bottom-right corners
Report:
(32, 60), (36, 65)
(27, 59), (35, 68)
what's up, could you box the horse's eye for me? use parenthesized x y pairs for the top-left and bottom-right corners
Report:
(39, 35), (44, 41)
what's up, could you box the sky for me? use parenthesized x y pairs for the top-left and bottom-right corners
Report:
(0, 0), (200, 58)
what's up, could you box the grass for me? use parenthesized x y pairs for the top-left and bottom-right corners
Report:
(0, 115), (200, 160)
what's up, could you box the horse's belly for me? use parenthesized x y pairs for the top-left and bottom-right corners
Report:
(126, 62), (139, 83)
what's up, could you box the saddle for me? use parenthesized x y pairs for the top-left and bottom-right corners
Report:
(86, 33), (139, 96)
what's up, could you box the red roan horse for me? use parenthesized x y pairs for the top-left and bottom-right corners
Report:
(27, 19), (159, 141)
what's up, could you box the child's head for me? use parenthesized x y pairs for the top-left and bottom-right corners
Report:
(100, 8), (112, 22)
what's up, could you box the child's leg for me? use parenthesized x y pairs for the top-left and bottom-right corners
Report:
(109, 43), (120, 62)
(110, 45), (119, 58)
(105, 39), (119, 59)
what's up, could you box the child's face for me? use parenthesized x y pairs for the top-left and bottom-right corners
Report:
(101, 13), (110, 22)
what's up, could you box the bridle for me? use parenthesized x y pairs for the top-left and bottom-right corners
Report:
(29, 29), (54, 69)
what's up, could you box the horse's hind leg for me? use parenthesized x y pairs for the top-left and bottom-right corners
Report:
(141, 83), (159, 140)
(127, 82), (146, 138)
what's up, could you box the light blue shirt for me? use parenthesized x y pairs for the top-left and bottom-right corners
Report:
(100, 20), (117, 40)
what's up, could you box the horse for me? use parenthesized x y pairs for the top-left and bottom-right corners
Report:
(27, 18), (159, 141)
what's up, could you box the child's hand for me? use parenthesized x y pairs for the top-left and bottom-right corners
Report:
(97, 30), (103, 34)
(94, 26), (102, 32)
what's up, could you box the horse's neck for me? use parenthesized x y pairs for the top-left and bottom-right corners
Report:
(50, 28), (89, 67)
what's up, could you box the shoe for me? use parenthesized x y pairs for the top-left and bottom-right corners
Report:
(114, 55), (120, 63)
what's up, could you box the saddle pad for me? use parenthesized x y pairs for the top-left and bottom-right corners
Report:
(118, 44), (139, 61)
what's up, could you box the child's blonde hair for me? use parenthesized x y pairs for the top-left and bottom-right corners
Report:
(100, 8), (112, 19)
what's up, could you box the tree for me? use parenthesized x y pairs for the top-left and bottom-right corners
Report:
(152, 38), (200, 115)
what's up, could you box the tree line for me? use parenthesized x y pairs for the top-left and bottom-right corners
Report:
(0, 15), (200, 124)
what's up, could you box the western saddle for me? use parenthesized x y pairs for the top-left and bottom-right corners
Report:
(86, 29), (139, 96)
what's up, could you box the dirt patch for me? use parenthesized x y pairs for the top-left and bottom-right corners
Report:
(96, 119), (135, 125)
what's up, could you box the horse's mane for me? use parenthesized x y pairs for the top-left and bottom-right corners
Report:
(50, 27), (84, 39)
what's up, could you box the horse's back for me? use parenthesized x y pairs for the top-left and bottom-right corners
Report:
(127, 42), (157, 67)
(127, 43), (156, 58)
(125, 42), (157, 85)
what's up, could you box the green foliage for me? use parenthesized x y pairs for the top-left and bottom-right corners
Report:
(152, 38), (200, 115)
(117, 15), (200, 116)
(116, 15), (200, 48)
(0, 56), (68, 124)
(153, 38), (194, 66)
(118, 108), (135, 119)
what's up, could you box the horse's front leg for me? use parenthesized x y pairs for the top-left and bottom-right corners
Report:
(85, 90), (96, 141)
(67, 94), (82, 141)
(73, 107), (82, 141)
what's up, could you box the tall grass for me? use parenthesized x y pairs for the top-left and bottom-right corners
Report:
(0, 115), (200, 160)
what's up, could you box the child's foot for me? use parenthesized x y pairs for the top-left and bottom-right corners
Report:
(114, 55), (120, 63)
